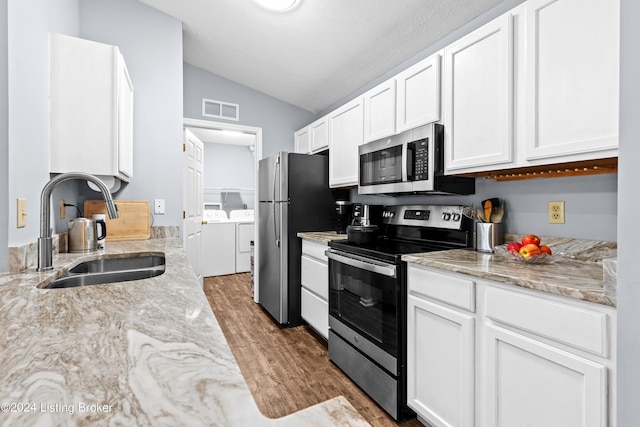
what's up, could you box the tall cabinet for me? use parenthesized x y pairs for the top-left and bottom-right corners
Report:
(50, 33), (134, 191)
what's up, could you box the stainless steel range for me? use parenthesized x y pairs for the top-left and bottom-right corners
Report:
(326, 204), (473, 421)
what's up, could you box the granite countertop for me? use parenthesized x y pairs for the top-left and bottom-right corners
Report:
(0, 238), (369, 427)
(298, 231), (348, 244)
(404, 236), (617, 307)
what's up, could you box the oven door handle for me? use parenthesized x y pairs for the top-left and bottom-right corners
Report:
(325, 249), (397, 278)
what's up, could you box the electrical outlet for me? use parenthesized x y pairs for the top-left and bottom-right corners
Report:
(154, 199), (165, 215)
(60, 199), (66, 219)
(548, 201), (565, 224)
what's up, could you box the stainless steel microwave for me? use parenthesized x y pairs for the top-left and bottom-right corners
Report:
(358, 123), (475, 195)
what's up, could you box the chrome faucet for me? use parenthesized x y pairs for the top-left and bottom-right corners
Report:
(37, 172), (119, 271)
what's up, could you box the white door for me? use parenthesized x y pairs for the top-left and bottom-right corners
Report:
(183, 128), (204, 286)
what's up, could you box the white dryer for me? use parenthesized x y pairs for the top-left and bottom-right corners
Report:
(229, 209), (255, 273)
(201, 209), (236, 277)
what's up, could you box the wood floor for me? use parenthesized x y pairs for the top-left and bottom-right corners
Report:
(203, 273), (423, 427)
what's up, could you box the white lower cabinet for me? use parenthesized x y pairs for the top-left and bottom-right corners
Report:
(485, 324), (607, 427)
(407, 295), (475, 427)
(407, 264), (616, 427)
(300, 240), (329, 339)
(407, 266), (476, 427)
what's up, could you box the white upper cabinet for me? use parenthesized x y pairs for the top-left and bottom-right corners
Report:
(523, 0), (619, 163)
(443, 13), (515, 173)
(309, 116), (329, 153)
(294, 126), (310, 154)
(295, 116), (329, 154)
(50, 33), (134, 190)
(396, 53), (441, 133)
(328, 96), (364, 188)
(363, 78), (396, 142)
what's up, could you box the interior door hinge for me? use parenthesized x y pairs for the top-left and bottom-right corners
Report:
(183, 143), (186, 152)
(183, 210), (186, 219)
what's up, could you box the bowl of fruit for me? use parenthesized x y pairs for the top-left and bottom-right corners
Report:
(493, 234), (561, 264)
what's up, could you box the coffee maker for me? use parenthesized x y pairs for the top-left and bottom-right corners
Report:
(334, 201), (353, 234)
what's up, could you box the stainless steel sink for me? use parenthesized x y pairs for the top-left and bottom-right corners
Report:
(44, 255), (166, 289)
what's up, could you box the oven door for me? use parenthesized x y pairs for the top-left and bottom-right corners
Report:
(326, 248), (400, 363)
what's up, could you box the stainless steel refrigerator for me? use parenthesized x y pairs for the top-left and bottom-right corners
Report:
(258, 152), (335, 326)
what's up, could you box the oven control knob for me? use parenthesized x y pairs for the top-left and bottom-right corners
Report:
(442, 212), (451, 221)
(353, 335), (359, 344)
(452, 213), (461, 221)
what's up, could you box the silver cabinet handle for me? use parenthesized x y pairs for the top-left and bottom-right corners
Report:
(325, 249), (396, 278)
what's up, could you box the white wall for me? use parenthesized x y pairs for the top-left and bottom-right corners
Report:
(78, 0), (183, 229)
(6, 0), (79, 251)
(354, 173), (618, 241)
(0, 0), (8, 271)
(616, 0), (640, 424)
(183, 63), (317, 158)
(203, 143), (255, 189)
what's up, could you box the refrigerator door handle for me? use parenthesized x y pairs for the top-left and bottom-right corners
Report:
(273, 155), (280, 247)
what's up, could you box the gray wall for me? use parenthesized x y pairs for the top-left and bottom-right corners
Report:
(354, 173), (618, 241)
(79, 0), (183, 229)
(0, 0), (7, 271)
(5, 0), (79, 257)
(203, 143), (255, 189)
(617, 0), (639, 424)
(183, 63), (317, 158)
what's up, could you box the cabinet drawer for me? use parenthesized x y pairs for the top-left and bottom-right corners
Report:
(301, 288), (328, 339)
(301, 255), (328, 300)
(408, 265), (475, 312)
(302, 239), (328, 262)
(485, 286), (609, 357)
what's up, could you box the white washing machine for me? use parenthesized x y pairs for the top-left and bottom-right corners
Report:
(229, 209), (255, 273)
(201, 210), (236, 277)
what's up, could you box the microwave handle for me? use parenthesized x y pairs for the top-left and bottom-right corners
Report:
(406, 142), (415, 181)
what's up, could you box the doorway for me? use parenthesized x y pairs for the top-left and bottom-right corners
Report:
(183, 118), (263, 302)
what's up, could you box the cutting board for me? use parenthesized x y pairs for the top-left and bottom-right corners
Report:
(84, 200), (150, 241)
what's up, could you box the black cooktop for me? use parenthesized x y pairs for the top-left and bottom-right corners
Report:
(329, 237), (456, 264)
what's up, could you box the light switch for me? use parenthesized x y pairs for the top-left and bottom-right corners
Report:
(154, 199), (165, 215)
(17, 198), (27, 228)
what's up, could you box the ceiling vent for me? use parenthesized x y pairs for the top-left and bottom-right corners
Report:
(202, 98), (239, 121)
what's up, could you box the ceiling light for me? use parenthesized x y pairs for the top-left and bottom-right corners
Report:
(254, 0), (299, 11)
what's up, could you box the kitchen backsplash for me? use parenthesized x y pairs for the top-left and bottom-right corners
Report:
(7, 226), (180, 273)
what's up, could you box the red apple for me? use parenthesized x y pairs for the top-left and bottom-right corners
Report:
(539, 245), (552, 255)
(506, 242), (522, 253)
(519, 243), (542, 258)
(521, 234), (541, 246)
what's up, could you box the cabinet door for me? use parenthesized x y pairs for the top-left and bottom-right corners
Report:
(328, 96), (364, 188)
(524, 0), (619, 162)
(407, 295), (474, 427)
(396, 54), (441, 133)
(118, 54), (134, 179)
(310, 116), (329, 153)
(295, 126), (310, 154)
(485, 324), (607, 427)
(443, 14), (514, 172)
(363, 79), (396, 142)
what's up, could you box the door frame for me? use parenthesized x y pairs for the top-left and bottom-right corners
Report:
(183, 118), (263, 302)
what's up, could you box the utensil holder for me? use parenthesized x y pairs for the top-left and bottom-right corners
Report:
(476, 223), (504, 253)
